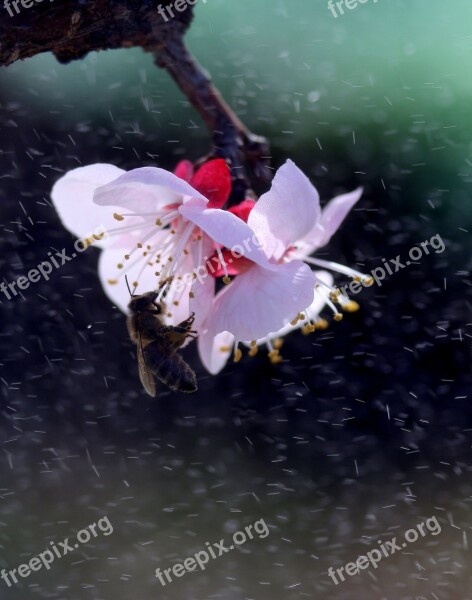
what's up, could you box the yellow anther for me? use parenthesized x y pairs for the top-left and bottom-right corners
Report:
(156, 218), (162, 226)
(93, 232), (105, 240)
(113, 213), (124, 221)
(333, 313), (343, 322)
(290, 313), (304, 326)
(189, 292), (195, 299)
(124, 254), (130, 260)
(248, 346), (258, 357)
(234, 348), (243, 363)
(301, 323), (316, 335)
(342, 301), (360, 313)
(197, 235), (203, 241)
(273, 338), (284, 350)
(223, 276), (231, 285)
(315, 318), (329, 330)
(117, 263), (124, 269)
(132, 281), (138, 288)
(250, 340), (257, 347)
(137, 243), (143, 248)
(329, 289), (342, 302)
(364, 277), (374, 286)
(168, 256), (173, 262)
(173, 301), (179, 306)
(219, 345), (232, 352)
(184, 249), (190, 255)
(107, 279), (118, 285)
(268, 349), (283, 365)
(170, 229), (176, 235)
(155, 271), (161, 276)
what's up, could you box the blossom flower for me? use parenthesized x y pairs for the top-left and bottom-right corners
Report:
(51, 160), (317, 357)
(197, 160), (369, 374)
(51, 159), (270, 330)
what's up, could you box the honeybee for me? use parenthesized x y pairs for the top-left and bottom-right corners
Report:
(127, 280), (198, 396)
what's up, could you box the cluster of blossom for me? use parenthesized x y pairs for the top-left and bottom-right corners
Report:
(51, 158), (369, 374)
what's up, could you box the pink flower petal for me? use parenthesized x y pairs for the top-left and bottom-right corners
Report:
(94, 167), (206, 212)
(189, 275), (216, 333)
(246, 270), (333, 345)
(247, 160), (321, 260)
(208, 250), (253, 278)
(190, 159), (231, 209)
(51, 164), (126, 248)
(174, 160), (194, 182)
(188, 235), (216, 333)
(319, 187), (363, 245)
(208, 261), (317, 341)
(179, 200), (273, 270)
(229, 199), (256, 223)
(295, 187), (363, 256)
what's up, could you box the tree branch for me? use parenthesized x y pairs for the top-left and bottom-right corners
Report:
(154, 30), (271, 202)
(0, 0), (271, 200)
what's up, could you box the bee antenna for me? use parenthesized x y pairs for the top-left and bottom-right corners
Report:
(125, 275), (134, 297)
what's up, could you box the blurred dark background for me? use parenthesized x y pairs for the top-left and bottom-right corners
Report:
(0, 0), (471, 598)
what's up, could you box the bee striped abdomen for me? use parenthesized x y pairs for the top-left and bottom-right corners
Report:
(144, 343), (197, 393)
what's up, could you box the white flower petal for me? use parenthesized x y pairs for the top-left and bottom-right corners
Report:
(247, 160), (321, 260)
(51, 164), (126, 248)
(94, 167), (206, 212)
(248, 270), (334, 345)
(97, 247), (161, 313)
(208, 261), (317, 342)
(294, 187), (363, 257)
(179, 200), (273, 270)
(198, 330), (234, 375)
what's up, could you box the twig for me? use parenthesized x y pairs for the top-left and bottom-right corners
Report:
(0, 1), (271, 199)
(154, 27), (271, 202)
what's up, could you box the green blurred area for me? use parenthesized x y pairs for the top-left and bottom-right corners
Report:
(2, 0), (472, 232)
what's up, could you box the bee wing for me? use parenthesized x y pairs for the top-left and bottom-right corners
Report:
(137, 333), (157, 397)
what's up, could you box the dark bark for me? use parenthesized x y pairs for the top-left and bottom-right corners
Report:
(0, 0), (192, 65)
(0, 0), (271, 199)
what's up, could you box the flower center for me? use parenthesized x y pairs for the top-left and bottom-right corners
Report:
(105, 208), (206, 317)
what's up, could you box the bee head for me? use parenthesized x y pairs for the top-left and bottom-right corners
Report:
(128, 291), (161, 314)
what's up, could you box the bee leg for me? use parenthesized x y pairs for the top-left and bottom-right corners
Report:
(177, 312), (196, 331)
(156, 324), (197, 349)
(153, 276), (174, 305)
(168, 325), (191, 335)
